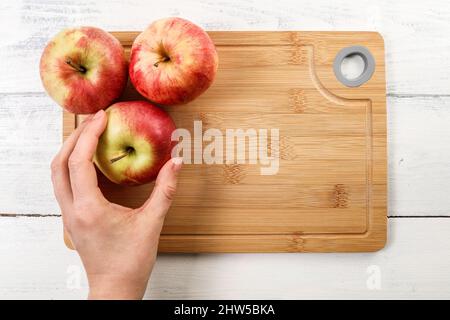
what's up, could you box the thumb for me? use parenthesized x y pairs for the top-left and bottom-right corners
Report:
(141, 157), (183, 220)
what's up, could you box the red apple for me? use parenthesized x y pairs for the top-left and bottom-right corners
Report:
(129, 17), (219, 106)
(40, 27), (128, 114)
(94, 101), (176, 185)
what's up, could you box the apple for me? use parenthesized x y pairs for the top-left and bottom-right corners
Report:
(40, 27), (128, 114)
(94, 101), (176, 185)
(129, 17), (219, 106)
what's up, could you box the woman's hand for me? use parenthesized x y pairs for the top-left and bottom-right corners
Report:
(50, 110), (182, 299)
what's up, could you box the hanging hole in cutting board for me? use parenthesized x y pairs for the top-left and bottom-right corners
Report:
(341, 54), (365, 80)
(333, 46), (375, 87)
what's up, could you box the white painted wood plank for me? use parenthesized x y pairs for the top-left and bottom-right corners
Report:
(1, 0), (450, 95)
(388, 96), (450, 216)
(150, 218), (450, 299)
(0, 93), (61, 214)
(1, 94), (449, 217)
(0, 217), (448, 299)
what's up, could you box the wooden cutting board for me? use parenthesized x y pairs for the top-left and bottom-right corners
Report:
(63, 31), (386, 252)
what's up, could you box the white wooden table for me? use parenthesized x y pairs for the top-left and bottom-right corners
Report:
(1, 0), (450, 299)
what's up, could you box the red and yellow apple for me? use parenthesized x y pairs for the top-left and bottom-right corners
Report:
(40, 27), (128, 114)
(129, 17), (219, 106)
(94, 101), (176, 185)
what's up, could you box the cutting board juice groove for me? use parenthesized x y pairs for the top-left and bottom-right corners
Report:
(63, 31), (386, 252)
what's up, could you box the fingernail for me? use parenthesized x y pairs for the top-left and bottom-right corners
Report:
(93, 109), (104, 120)
(172, 157), (183, 171)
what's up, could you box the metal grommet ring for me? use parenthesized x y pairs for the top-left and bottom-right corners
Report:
(333, 46), (375, 87)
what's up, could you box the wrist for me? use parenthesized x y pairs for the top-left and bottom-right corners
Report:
(87, 274), (148, 300)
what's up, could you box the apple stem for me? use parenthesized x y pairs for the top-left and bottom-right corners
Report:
(153, 56), (170, 67)
(66, 58), (87, 73)
(110, 152), (129, 164)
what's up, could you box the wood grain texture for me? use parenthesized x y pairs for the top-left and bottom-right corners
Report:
(63, 31), (387, 252)
(0, 217), (449, 299)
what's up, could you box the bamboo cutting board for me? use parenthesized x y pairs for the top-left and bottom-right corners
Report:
(63, 31), (386, 252)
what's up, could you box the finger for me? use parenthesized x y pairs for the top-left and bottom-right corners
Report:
(141, 157), (183, 221)
(51, 115), (94, 210)
(68, 110), (107, 201)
